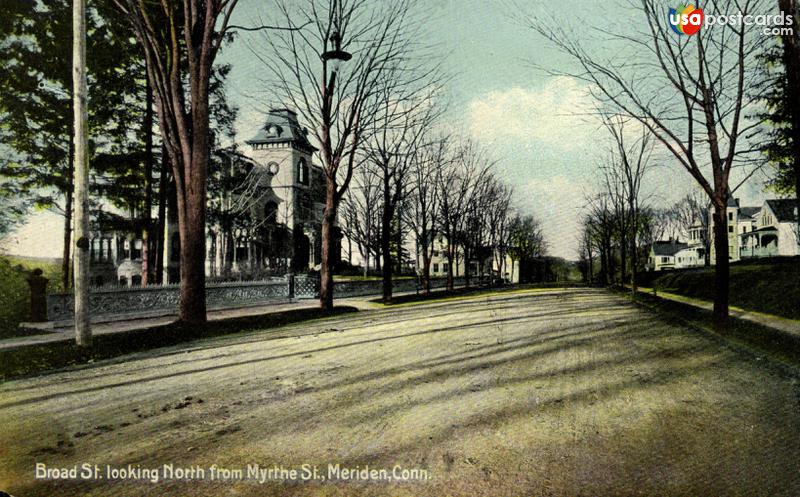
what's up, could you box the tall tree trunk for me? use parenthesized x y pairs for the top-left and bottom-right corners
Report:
(154, 148), (168, 284)
(446, 242), (454, 291)
(599, 242), (608, 286)
(619, 230), (627, 287)
(175, 182), (207, 323)
(141, 73), (154, 286)
(630, 218), (638, 295)
(347, 236), (352, 265)
(422, 253), (431, 294)
(72, 0), (91, 346)
(320, 180), (337, 311)
(170, 91), (210, 325)
(395, 210), (403, 274)
(381, 178), (393, 303)
(463, 245), (471, 288)
(712, 203), (730, 330)
(62, 148), (74, 292)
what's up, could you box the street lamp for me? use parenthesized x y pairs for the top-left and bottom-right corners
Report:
(320, 31), (351, 74)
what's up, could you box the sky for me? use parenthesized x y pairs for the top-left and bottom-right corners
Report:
(0, 0), (776, 260)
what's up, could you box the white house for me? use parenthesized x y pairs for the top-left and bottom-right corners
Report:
(709, 196), (750, 264)
(422, 236), (520, 283)
(739, 199), (800, 258)
(647, 240), (703, 271)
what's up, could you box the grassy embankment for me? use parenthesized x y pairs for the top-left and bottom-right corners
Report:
(644, 258), (800, 320)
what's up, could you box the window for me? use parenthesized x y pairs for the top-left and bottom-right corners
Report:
(728, 225), (734, 233)
(265, 201), (278, 223)
(443, 263), (449, 272)
(433, 263), (439, 273)
(661, 257), (669, 263)
(728, 212), (733, 221)
(297, 158), (309, 185)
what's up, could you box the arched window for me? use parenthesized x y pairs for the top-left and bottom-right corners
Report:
(297, 158), (309, 185)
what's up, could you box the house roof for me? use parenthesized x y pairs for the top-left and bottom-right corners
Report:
(651, 241), (689, 256)
(246, 109), (317, 152)
(765, 199), (799, 223)
(739, 206), (760, 219)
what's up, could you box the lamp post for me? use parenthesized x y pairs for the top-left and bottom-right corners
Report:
(317, 24), (351, 310)
(321, 31), (352, 75)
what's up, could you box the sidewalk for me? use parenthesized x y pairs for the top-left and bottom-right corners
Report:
(634, 286), (800, 338)
(0, 287), (427, 352)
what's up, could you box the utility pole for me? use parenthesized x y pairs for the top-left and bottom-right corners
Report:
(73, 0), (91, 346)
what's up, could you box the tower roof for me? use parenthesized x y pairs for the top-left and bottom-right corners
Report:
(246, 108), (317, 152)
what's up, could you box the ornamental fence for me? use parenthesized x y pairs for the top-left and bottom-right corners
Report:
(45, 275), (474, 323)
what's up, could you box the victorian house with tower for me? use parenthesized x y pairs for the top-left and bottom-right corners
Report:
(87, 109), (337, 286)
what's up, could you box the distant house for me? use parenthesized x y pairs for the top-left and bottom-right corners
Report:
(422, 236), (520, 283)
(647, 240), (702, 271)
(739, 199), (800, 259)
(705, 197), (798, 263)
(709, 196), (751, 264)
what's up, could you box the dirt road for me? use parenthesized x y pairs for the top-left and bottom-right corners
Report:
(2, 288), (799, 496)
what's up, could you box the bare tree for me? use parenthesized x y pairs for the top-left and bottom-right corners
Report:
(462, 172), (506, 284)
(486, 180), (514, 282)
(600, 114), (654, 293)
(364, 82), (442, 302)
(508, 213), (547, 282)
(438, 140), (492, 290)
(252, 0), (423, 310)
(526, 0), (772, 329)
(578, 219), (596, 284)
(404, 136), (448, 293)
(584, 192), (616, 286)
(112, 0), (241, 324)
(340, 166), (382, 276)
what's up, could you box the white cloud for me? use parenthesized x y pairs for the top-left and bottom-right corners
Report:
(467, 77), (598, 149)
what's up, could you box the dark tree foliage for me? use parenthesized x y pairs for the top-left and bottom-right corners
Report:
(0, 0), (144, 286)
(757, 40), (796, 194)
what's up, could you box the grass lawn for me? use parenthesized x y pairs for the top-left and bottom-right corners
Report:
(649, 258), (800, 320)
(0, 306), (358, 381)
(0, 255), (63, 338)
(631, 290), (800, 369)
